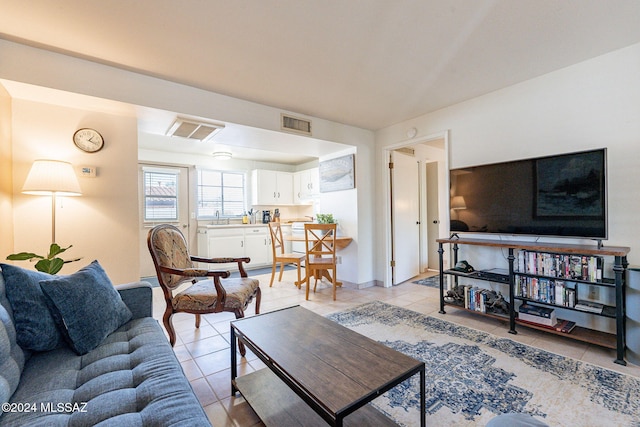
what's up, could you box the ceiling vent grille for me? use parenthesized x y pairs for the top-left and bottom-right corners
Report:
(395, 147), (415, 156)
(166, 118), (225, 141)
(281, 114), (312, 136)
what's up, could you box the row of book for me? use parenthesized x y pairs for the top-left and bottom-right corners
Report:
(517, 304), (576, 333)
(516, 250), (603, 282)
(515, 276), (576, 307)
(515, 277), (608, 314)
(463, 286), (490, 313)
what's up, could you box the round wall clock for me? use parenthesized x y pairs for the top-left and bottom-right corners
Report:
(73, 128), (104, 153)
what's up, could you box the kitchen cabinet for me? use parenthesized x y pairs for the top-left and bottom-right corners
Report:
(197, 226), (272, 270)
(293, 168), (319, 204)
(251, 170), (293, 205)
(243, 227), (272, 266)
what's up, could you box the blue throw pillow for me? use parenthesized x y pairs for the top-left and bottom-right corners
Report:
(0, 263), (63, 351)
(39, 260), (132, 355)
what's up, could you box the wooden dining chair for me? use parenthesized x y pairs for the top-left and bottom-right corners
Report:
(268, 222), (305, 288)
(304, 223), (338, 300)
(147, 224), (261, 356)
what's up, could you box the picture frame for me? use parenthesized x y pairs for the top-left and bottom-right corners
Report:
(319, 154), (355, 193)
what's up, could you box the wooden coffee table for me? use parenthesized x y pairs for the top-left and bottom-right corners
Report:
(231, 306), (425, 427)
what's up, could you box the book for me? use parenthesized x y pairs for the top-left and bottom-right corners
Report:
(517, 317), (576, 333)
(574, 301), (604, 314)
(519, 304), (555, 318)
(554, 319), (576, 333)
(518, 311), (557, 326)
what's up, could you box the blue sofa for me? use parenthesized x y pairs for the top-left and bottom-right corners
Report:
(0, 266), (211, 426)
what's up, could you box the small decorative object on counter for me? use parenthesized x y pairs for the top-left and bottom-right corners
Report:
(274, 208), (280, 222)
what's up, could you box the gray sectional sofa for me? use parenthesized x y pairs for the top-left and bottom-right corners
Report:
(0, 262), (211, 426)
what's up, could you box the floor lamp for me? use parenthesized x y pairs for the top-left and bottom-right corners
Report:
(22, 160), (82, 244)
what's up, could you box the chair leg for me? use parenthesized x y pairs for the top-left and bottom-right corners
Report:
(296, 263), (302, 289)
(305, 270), (311, 300)
(234, 309), (247, 357)
(278, 262), (285, 282)
(163, 309), (176, 347)
(254, 287), (261, 315)
(332, 267), (337, 301)
(269, 261), (277, 287)
(195, 313), (201, 328)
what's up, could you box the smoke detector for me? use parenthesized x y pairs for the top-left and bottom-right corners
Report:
(166, 118), (225, 141)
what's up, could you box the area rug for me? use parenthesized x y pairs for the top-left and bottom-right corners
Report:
(328, 301), (640, 427)
(412, 276), (440, 288)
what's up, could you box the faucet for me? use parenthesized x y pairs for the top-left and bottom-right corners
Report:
(214, 210), (220, 225)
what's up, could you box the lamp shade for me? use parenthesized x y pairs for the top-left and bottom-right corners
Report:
(22, 160), (82, 196)
(451, 196), (466, 210)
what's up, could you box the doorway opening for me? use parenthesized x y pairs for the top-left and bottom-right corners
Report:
(384, 131), (449, 287)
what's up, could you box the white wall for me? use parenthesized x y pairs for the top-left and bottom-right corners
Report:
(376, 42), (640, 271)
(0, 85), (13, 257)
(9, 99), (139, 284)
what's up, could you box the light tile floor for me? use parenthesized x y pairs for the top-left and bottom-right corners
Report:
(151, 269), (640, 427)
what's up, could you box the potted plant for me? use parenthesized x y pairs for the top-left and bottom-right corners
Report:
(315, 213), (335, 224)
(6, 243), (81, 274)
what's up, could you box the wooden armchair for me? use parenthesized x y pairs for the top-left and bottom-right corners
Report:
(268, 222), (305, 288)
(147, 224), (261, 356)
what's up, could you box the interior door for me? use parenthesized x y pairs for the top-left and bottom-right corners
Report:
(139, 164), (190, 278)
(426, 161), (440, 271)
(391, 151), (420, 285)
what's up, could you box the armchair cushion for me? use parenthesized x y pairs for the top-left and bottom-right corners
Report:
(173, 277), (259, 312)
(39, 261), (132, 355)
(0, 263), (63, 351)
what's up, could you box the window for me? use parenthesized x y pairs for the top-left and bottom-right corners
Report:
(143, 168), (179, 221)
(197, 169), (245, 218)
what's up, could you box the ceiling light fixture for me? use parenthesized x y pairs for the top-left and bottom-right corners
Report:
(212, 151), (232, 160)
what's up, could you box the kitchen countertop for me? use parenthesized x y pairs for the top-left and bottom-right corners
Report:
(199, 223), (294, 229)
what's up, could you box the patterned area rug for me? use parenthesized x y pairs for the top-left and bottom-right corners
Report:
(328, 301), (640, 427)
(412, 276), (440, 288)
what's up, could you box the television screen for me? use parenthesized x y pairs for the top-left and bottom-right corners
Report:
(449, 148), (607, 240)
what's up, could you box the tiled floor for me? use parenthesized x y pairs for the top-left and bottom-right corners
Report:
(151, 269), (640, 427)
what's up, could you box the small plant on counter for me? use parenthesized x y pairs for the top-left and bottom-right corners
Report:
(6, 243), (82, 274)
(316, 213), (335, 224)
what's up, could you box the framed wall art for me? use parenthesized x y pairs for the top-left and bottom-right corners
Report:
(319, 154), (355, 193)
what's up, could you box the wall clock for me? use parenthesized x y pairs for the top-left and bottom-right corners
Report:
(73, 128), (104, 153)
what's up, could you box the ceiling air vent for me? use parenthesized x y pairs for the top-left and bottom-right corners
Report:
(281, 114), (312, 136)
(166, 118), (225, 141)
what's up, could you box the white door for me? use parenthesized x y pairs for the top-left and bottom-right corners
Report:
(426, 161), (440, 271)
(139, 164), (190, 278)
(391, 151), (420, 284)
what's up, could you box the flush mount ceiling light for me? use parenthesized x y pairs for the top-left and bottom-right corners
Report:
(212, 151), (232, 160)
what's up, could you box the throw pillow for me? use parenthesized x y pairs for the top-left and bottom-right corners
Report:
(39, 260), (132, 355)
(0, 263), (63, 351)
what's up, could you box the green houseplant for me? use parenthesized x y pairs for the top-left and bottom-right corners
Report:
(6, 243), (81, 274)
(315, 213), (335, 224)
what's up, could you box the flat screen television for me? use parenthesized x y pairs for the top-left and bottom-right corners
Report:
(449, 148), (607, 240)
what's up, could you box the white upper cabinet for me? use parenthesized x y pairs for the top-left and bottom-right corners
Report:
(251, 170), (293, 205)
(293, 168), (319, 204)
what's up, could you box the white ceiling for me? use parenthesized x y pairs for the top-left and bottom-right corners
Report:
(2, 0), (640, 162)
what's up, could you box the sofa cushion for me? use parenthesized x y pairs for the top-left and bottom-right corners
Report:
(0, 263), (62, 351)
(39, 261), (132, 355)
(0, 271), (27, 407)
(3, 317), (210, 426)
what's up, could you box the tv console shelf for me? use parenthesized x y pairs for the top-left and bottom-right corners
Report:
(437, 237), (630, 365)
